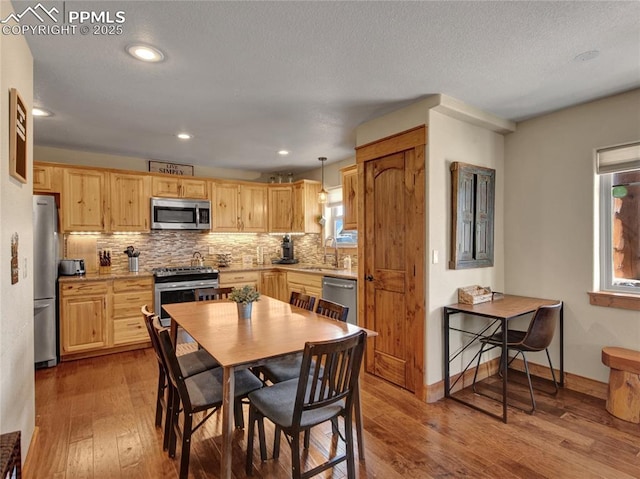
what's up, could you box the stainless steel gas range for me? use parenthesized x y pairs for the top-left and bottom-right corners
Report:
(153, 265), (219, 325)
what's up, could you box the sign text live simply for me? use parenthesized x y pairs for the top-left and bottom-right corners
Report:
(148, 160), (194, 176)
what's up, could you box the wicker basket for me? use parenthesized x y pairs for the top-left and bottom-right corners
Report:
(458, 285), (492, 304)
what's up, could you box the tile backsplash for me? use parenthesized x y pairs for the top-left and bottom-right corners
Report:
(64, 232), (355, 274)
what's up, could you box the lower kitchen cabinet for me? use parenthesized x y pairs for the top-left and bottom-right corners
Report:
(286, 271), (323, 303)
(112, 277), (153, 345)
(219, 271), (259, 290)
(59, 276), (153, 360)
(260, 270), (288, 302)
(60, 281), (109, 356)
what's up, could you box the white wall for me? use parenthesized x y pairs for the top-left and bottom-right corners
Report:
(0, 1), (35, 456)
(504, 88), (640, 383)
(426, 110), (505, 385)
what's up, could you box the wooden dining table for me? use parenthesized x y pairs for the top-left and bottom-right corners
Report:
(163, 295), (376, 479)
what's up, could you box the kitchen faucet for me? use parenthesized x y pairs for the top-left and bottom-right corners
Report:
(324, 236), (339, 267)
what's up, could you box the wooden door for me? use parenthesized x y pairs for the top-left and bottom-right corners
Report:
(268, 185), (293, 232)
(151, 176), (180, 197)
(61, 294), (108, 354)
(358, 127), (425, 396)
(341, 165), (358, 230)
(212, 182), (240, 231)
(240, 184), (268, 232)
(62, 168), (106, 232)
(180, 178), (208, 199)
(110, 173), (150, 231)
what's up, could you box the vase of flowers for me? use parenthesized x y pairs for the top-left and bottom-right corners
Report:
(229, 285), (260, 319)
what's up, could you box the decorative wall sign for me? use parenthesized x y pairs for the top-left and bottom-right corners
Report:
(9, 88), (28, 184)
(11, 233), (19, 284)
(148, 160), (194, 176)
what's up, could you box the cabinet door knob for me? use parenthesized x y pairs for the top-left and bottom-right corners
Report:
(365, 275), (374, 282)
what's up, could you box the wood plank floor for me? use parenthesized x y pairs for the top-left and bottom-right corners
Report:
(27, 348), (640, 478)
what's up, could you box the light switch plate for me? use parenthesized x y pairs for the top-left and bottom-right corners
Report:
(208, 246), (215, 255)
(432, 250), (439, 264)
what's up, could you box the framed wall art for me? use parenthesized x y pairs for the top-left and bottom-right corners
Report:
(9, 88), (28, 184)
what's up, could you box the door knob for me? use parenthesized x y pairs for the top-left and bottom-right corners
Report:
(365, 275), (374, 282)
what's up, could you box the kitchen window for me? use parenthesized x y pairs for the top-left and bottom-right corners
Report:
(324, 186), (358, 247)
(591, 141), (640, 311)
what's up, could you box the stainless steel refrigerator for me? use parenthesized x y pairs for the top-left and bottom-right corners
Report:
(33, 195), (58, 368)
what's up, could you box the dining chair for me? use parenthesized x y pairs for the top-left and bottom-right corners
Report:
(289, 291), (316, 311)
(315, 298), (349, 322)
(246, 330), (367, 479)
(471, 302), (562, 413)
(253, 292), (320, 384)
(154, 319), (263, 479)
(195, 286), (233, 301)
(141, 305), (220, 450)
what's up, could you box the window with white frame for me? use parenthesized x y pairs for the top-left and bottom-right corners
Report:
(597, 141), (640, 294)
(323, 186), (357, 246)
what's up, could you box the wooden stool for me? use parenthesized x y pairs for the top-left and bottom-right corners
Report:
(601, 347), (640, 423)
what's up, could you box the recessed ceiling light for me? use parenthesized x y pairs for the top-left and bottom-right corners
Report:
(278, 150), (290, 156)
(126, 44), (165, 63)
(32, 107), (52, 117)
(574, 50), (600, 62)
(177, 133), (193, 140)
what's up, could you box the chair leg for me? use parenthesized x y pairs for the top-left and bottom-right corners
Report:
(291, 432), (301, 479)
(303, 429), (310, 449)
(168, 390), (180, 458)
(345, 411), (356, 479)
(246, 406), (256, 476)
(179, 413), (193, 479)
(257, 415), (267, 461)
(234, 399), (245, 429)
(273, 426), (281, 459)
(155, 368), (165, 428)
(472, 343), (487, 393)
(521, 354), (536, 413)
(545, 348), (560, 395)
(162, 385), (174, 451)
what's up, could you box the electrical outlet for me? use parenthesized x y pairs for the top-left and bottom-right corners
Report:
(208, 246), (215, 255)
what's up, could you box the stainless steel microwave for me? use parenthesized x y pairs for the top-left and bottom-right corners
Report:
(150, 197), (211, 230)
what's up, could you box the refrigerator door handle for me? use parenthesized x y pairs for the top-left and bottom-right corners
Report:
(34, 302), (53, 312)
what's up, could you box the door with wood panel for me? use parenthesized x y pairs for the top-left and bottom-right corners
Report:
(359, 128), (425, 395)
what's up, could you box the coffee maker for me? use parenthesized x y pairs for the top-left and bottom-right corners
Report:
(272, 234), (299, 264)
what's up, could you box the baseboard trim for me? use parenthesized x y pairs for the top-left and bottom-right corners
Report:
(425, 359), (608, 403)
(23, 425), (39, 478)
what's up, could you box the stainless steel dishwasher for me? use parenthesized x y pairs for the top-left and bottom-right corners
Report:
(321, 277), (357, 325)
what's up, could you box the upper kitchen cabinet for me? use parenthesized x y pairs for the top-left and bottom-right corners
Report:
(62, 168), (107, 232)
(110, 172), (150, 232)
(292, 180), (322, 234)
(268, 185), (293, 232)
(151, 176), (208, 199)
(211, 181), (268, 233)
(33, 162), (61, 193)
(341, 165), (358, 230)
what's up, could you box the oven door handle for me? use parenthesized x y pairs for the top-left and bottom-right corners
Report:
(195, 205), (200, 227)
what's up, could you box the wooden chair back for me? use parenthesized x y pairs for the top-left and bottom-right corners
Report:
(141, 305), (163, 364)
(195, 287), (233, 301)
(289, 291), (316, 311)
(316, 298), (349, 322)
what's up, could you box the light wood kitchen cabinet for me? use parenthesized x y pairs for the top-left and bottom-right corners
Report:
(341, 165), (358, 230)
(219, 271), (259, 290)
(211, 181), (268, 233)
(152, 176), (208, 199)
(60, 281), (109, 356)
(260, 270), (288, 302)
(62, 168), (107, 232)
(110, 172), (150, 232)
(292, 180), (322, 233)
(33, 163), (60, 193)
(112, 277), (153, 345)
(268, 185), (293, 232)
(286, 271), (323, 302)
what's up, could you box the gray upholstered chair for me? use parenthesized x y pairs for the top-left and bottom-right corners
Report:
(472, 302), (562, 413)
(246, 331), (366, 479)
(154, 319), (263, 479)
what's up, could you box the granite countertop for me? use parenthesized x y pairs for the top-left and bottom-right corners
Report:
(58, 271), (154, 282)
(216, 263), (358, 280)
(58, 264), (357, 282)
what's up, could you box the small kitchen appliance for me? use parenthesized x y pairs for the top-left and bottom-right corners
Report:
(272, 234), (298, 264)
(59, 259), (85, 276)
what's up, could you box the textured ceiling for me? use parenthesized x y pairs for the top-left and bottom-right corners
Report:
(18, 0), (640, 173)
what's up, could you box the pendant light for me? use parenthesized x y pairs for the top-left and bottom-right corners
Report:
(318, 157), (328, 204)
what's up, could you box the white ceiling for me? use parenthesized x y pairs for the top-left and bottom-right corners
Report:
(19, 0), (640, 173)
